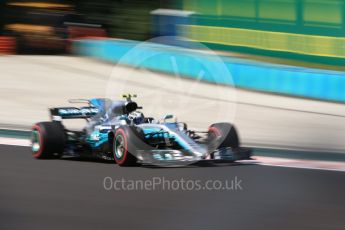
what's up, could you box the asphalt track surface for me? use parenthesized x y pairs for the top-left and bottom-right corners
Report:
(1, 145), (344, 230)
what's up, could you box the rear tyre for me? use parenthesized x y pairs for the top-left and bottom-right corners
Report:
(113, 126), (146, 166)
(207, 123), (239, 153)
(31, 122), (66, 159)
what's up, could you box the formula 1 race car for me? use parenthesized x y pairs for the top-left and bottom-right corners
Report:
(31, 94), (251, 166)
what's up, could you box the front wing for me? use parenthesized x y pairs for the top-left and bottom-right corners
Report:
(136, 147), (252, 166)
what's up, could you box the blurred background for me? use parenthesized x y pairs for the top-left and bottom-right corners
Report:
(1, 2), (345, 229)
(0, 0), (344, 153)
(0, 0), (344, 63)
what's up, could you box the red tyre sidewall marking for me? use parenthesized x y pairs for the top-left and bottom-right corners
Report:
(32, 125), (44, 158)
(208, 127), (221, 159)
(208, 127), (221, 136)
(114, 129), (128, 165)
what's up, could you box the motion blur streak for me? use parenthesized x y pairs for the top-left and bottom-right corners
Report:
(1, 55), (345, 152)
(0, 1), (344, 229)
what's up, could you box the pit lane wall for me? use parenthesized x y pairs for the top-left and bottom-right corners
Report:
(73, 39), (345, 103)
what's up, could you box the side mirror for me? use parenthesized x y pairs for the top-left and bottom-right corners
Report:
(161, 114), (177, 123)
(163, 114), (174, 120)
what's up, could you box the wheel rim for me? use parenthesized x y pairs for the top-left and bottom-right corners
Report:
(31, 130), (41, 152)
(115, 135), (125, 159)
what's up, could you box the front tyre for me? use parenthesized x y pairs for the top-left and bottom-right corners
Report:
(113, 126), (146, 166)
(207, 122), (239, 152)
(31, 122), (66, 159)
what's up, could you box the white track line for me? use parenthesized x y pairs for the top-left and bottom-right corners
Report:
(259, 163), (345, 172)
(254, 156), (345, 172)
(0, 137), (30, 147)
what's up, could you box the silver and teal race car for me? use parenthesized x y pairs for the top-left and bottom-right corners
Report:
(31, 94), (251, 166)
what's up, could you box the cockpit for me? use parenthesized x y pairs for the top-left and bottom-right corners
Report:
(89, 97), (146, 125)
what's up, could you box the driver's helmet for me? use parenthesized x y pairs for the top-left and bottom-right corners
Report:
(128, 111), (145, 124)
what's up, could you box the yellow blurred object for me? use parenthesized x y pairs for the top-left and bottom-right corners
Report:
(179, 25), (345, 59)
(5, 24), (53, 35)
(7, 2), (73, 10)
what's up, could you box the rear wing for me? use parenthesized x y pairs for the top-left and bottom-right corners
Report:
(50, 107), (99, 119)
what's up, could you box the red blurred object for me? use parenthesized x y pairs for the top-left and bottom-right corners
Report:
(0, 36), (16, 54)
(66, 24), (107, 53)
(67, 25), (107, 40)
